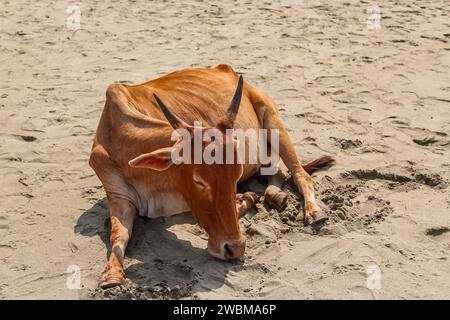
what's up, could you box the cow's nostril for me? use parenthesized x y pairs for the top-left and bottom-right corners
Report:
(224, 243), (234, 258)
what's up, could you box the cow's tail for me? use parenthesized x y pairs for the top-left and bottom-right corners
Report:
(302, 156), (335, 175)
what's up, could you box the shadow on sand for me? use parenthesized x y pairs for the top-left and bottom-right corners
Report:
(75, 198), (244, 299)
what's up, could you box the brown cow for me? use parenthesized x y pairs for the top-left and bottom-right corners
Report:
(89, 64), (334, 288)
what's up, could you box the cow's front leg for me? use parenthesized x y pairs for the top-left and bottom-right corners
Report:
(100, 198), (137, 289)
(236, 192), (259, 218)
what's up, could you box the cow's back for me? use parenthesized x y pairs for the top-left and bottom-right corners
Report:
(122, 64), (261, 132)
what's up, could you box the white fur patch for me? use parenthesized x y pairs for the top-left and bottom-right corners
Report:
(139, 192), (190, 218)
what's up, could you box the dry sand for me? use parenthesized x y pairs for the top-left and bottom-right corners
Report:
(1, 0), (450, 299)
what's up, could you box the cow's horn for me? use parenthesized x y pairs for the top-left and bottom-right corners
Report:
(225, 75), (244, 123)
(153, 93), (189, 130)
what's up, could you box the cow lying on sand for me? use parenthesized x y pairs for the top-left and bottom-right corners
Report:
(89, 64), (334, 288)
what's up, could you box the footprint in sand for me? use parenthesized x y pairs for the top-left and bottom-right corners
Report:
(16, 135), (37, 142)
(425, 227), (450, 237)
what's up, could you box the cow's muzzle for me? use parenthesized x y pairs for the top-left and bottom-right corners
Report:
(223, 237), (246, 260)
(207, 235), (246, 260)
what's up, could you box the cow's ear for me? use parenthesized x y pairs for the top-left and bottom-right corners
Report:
(128, 147), (173, 171)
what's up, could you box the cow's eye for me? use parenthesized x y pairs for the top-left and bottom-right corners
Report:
(194, 179), (207, 189)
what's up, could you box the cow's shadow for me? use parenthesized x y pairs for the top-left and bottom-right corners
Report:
(75, 198), (244, 298)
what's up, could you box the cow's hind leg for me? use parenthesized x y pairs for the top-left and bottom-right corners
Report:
(248, 87), (333, 225)
(90, 145), (138, 288)
(268, 119), (329, 225)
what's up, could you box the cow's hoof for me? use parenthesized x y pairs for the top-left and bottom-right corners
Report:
(311, 211), (329, 225)
(242, 192), (259, 205)
(265, 191), (288, 212)
(303, 214), (315, 226)
(99, 274), (126, 289)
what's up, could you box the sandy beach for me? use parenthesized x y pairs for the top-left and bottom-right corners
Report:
(1, 0), (449, 299)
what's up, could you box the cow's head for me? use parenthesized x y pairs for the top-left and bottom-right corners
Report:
(129, 76), (246, 260)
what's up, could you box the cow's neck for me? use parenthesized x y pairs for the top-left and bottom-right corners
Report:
(133, 169), (191, 218)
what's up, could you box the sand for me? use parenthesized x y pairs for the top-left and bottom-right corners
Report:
(1, 0), (449, 299)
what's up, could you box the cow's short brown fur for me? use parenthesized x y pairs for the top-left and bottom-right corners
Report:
(89, 64), (334, 288)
